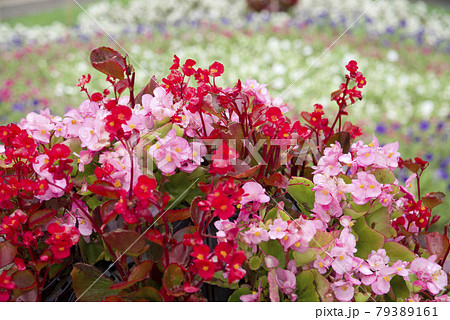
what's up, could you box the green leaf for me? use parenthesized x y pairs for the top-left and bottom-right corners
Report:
(205, 271), (239, 290)
(296, 270), (319, 302)
(249, 256), (262, 270)
(163, 172), (203, 209)
(71, 263), (120, 301)
(391, 275), (410, 299)
(383, 242), (416, 262)
(227, 288), (253, 302)
(355, 292), (371, 302)
(366, 206), (391, 238)
(293, 230), (337, 267)
(162, 264), (184, 290)
(103, 229), (149, 257)
(354, 217), (385, 259)
(86, 196), (106, 211)
(311, 269), (330, 301)
(343, 207), (366, 219)
(373, 168), (396, 184)
(260, 240), (286, 269)
(133, 286), (163, 302)
(287, 177), (315, 211)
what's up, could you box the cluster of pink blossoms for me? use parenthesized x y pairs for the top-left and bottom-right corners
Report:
(312, 135), (400, 223)
(148, 129), (206, 175)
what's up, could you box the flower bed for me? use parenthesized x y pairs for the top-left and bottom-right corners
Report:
(0, 47), (448, 302)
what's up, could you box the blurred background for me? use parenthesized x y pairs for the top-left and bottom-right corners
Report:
(0, 0), (449, 228)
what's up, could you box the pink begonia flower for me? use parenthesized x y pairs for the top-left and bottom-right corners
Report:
(331, 280), (355, 302)
(339, 215), (354, 228)
(312, 198), (343, 223)
(352, 257), (373, 275)
(330, 246), (354, 275)
(410, 256), (448, 295)
(265, 255), (279, 268)
(244, 226), (269, 245)
(407, 294), (421, 302)
(179, 141), (207, 173)
(275, 267), (297, 295)
(370, 266), (396, 295)
(214, 219), (238, 242)
(65, 213), (92, 238)
(122, 112), (148, 134)
(78, 99), (100, 118)
(243, 78), (271, 105)
(379, 185), (395, 207)
(380, 141), (400, 170)
(392, 260), (409, 279)
(62, 109), (83, 138)
(366, 249), (389, 271)
(32, 154), (66, 200)
(335, 228), (357, 254)
(434, 295), (450, 302)
(355, 146), (376, 168)
(313, 143), (343, 177)
(148, 129), (192, 175)
(240, 182), (270, 205)
(78, 112), (110, 152)
(314, 255), (331, 274)
(268, 219), (288, 240)
(74, 150), (93, 172)
(142, 88), (178, 121)
(19, 110), (56, 144)
(98, 145), (143, 191)
(351, 171), (382, 205)
(404, 174), (417, 192)
(240, 282), (263, 302)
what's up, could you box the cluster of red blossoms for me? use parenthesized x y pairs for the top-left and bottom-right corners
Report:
(163, 55), (224, 115)
(394, 197), (432, 230)
(200, 178), (244, 220)
(331, 60), (366, 109)
(107, 174), (169, 225)
(184, 234), (246, 284)
(0, 270), (15, 302)
(263, 106), (310, 140)
(104, 101), (133, 140)
(45, 223), (80, 260)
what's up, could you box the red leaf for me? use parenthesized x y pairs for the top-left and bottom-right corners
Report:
(100, 200), (119, 228)
(88, 180), (121, 199)
(28, 209), (57, 229)
(0, 242), (17, 268)
(229, 162), (261, 179)
(135, 76), (159, 105)
(11, 270), (37, 291)
(422, 192), (446, 210)
(165, 208), (191, 223)
(90, 47), (126, 80)
(144, 229), (164, 247)
(264, 173), (289, 189)
(103, 229), (149, 256)
(426, 232), (449, 261)
(109, 261), (153, 290)
(190, 197), (205, 227)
